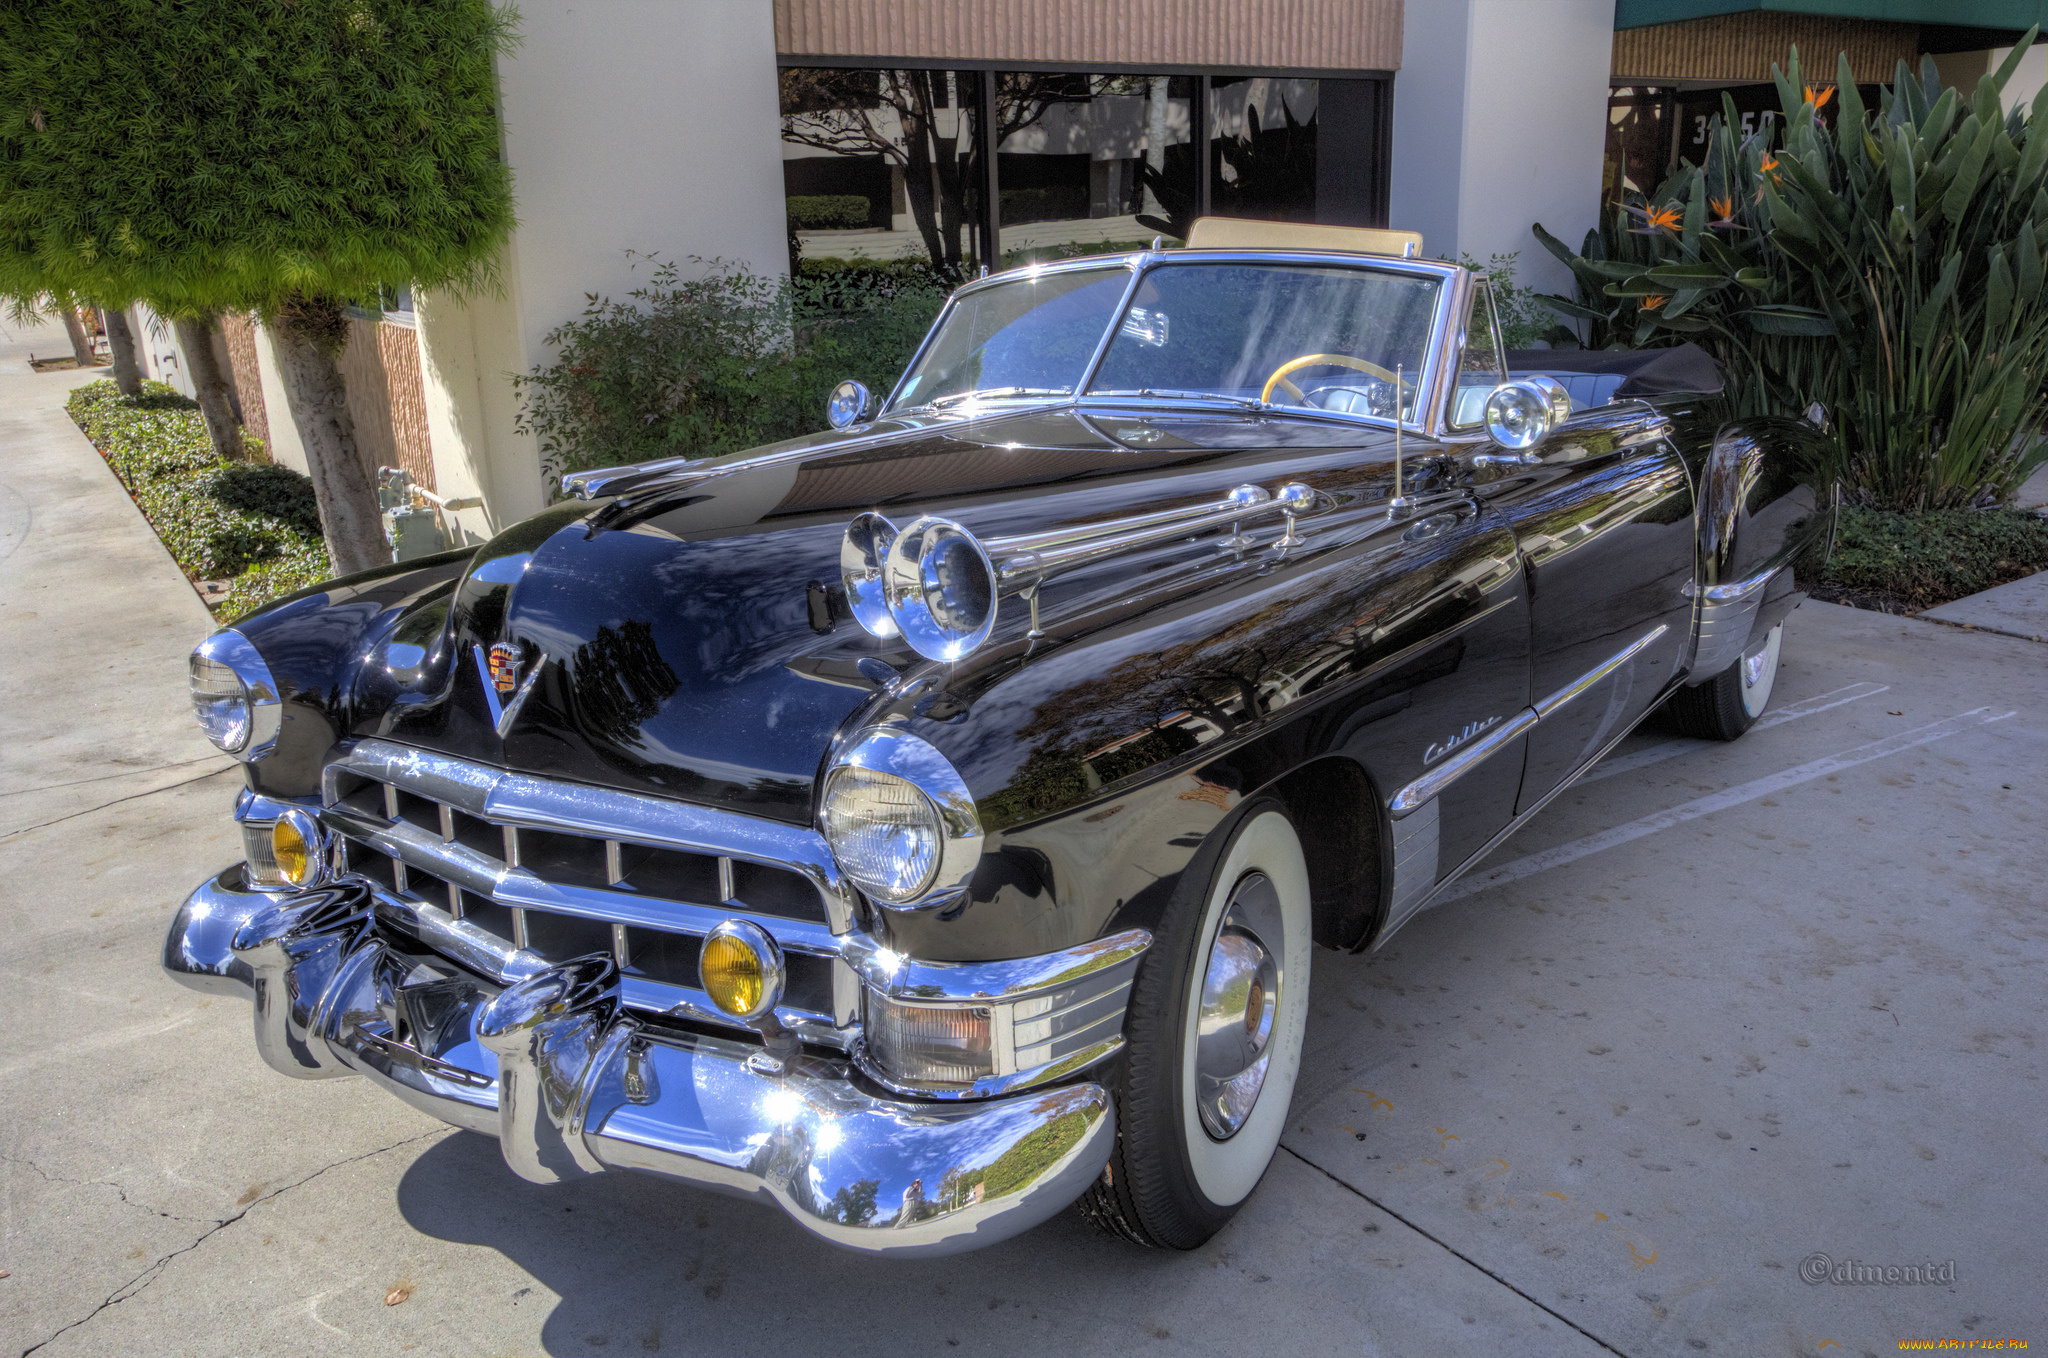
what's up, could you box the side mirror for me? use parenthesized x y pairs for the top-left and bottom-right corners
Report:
(1483, 376), (1572, 450)
(826, 379), (874, 430)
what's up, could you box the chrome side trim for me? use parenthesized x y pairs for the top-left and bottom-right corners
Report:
(1390, 711), (1536, 818)
(1683, 562), (1777, 603)
(1533, 624), (1670, 720)
(1370, 675), (1681, 951)
(1382, 796), (1441, 937)
(1388, 624), (1669, 819)
(326, 740), (854, 934)
(844, 928), (1151, 1002)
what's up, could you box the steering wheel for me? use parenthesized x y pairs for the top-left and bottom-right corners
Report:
(1260, 353), (1408, 406)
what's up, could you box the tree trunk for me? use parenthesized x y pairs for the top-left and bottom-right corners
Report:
(172, 314), (244, 461)
(270, 297), (387, 576)
(103, 307), (143, 397)
(60, 304), (93, 366)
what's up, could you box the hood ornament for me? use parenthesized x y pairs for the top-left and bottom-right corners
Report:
(475, 642), (541, 737)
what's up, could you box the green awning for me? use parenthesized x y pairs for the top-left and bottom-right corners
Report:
(1615, 1), (2048, 30)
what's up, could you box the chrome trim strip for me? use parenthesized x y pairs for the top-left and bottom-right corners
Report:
(1533, 624), (1671, 720)
(1371, 675), (1682, 950)
(234, 789), (314, 824)
(1683, 562), (1777, 603)
(1388, 624), (1670, 819)
(325, 740), (854, 934)
(843, 928), (1151, 1002)
(1383, 796), (1441, 935)
(1389, 710), (1536, 818)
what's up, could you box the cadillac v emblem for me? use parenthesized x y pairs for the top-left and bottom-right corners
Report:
(1423, 714), (1502, 766)
(475, 642), (539, 735)
(486, 642), (524, 695)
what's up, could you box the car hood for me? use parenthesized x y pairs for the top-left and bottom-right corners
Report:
(373, 405), (1397, 825)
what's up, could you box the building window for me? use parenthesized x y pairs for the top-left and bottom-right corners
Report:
(994, 73), (1195, 266)
(781, 67), (986, 281)
(780, 63), (1390, 282)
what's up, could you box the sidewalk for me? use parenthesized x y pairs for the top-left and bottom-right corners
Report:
(0, 319), (231, 834)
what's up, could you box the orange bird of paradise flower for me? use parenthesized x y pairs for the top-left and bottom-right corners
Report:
(1711, 196), (1734, 220)
(1805, 85), (1835, 109)
(1630, 203), (1683, 234)
(1643, 294), (1669, 310)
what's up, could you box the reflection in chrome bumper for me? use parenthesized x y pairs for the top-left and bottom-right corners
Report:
(164, 866), (1116, 1256)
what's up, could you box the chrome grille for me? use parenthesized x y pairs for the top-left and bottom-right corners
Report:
(319, 740), (859, 1044)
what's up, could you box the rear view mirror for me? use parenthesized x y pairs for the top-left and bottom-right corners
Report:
(826, 379), (874, 430)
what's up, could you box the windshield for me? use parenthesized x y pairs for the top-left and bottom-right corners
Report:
(889, 259), (1447, 422)
(1089, 263), (1442, 422)
(890, 266), (1130, 409)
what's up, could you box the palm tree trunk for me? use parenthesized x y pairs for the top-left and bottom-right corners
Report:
(270, 295), (387, 576)
(103, 307), (143, 397)
(172, 314), (245, 461)
(60, 304), (93, 366)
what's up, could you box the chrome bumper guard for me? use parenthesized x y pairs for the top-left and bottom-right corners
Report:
(165, 867), (1116, 1256)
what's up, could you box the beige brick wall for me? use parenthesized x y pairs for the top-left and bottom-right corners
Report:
(339, 317), (436, 494)
(218, 313), (270, 450)
(1612, 13), (1920, 85)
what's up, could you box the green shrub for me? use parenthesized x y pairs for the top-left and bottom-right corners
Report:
(1535, 39), (2048, 509)
(787, 194), (871, 230)
(515, 255), (947, 492)
(1807, 504), (2048, 608)
(1457, 252), (1563, 350)
(219, 538), (335, 624)
(66, 379), (330, 605)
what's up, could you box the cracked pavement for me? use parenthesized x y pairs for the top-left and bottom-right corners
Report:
(3, 317), (2042, 1356)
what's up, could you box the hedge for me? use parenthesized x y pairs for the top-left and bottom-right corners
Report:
(787, 194), (871, 230)
(1805, 505), (2048, 611)
(67, 380), (331, 618)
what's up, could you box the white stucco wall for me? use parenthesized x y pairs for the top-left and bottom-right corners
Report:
(416, 0), (790, 534)
(1389, 0), (1614, 297)
(1931, 43), (2047, 113)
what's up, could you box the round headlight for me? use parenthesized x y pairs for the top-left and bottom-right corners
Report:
(822, 765), (944, 904)
(820, 728), (985, 910)
(189, 630), (282, 761)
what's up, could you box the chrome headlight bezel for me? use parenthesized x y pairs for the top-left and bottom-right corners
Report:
(189, 630), (282, 762)
(820, 727), (984, 911)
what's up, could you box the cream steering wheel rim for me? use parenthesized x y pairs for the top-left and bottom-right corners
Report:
(1259, 352), (1405, 405)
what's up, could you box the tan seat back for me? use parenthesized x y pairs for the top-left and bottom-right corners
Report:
(1183, 217), (1424, 259)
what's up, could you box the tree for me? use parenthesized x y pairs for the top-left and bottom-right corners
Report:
(0, 0), (515, 574)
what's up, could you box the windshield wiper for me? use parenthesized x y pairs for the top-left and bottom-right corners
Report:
(1086, 389), (1268, 411)
(926, 386), (1070, 409)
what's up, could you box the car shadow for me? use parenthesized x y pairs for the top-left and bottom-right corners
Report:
(390, 938), (1428, 1355)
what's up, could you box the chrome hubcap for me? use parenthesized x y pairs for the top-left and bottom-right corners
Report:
(1195, 873), (1283, 1140)
(1742, 647), (1770, 687)
(1739, 624), (1782, 718)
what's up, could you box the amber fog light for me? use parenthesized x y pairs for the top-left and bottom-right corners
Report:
(700, 920), (785, 1021)
(270, 810), (326, 889)
(864, 994), (994, 1088)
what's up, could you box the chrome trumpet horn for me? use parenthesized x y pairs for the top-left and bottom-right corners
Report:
(840, 481), (1324, 663)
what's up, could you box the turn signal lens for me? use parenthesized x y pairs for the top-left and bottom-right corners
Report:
(270, 811), (322, 888)
(700, 920), (784, 1021)
(864, 994), (994, 1088)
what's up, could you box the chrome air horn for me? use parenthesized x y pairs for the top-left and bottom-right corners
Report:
(841, 482), (1322, 662)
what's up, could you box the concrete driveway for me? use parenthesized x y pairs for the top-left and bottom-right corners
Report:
(2, 325), (2041, 1358)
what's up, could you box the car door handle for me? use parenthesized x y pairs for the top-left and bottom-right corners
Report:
(1471, 452), (1540, 470)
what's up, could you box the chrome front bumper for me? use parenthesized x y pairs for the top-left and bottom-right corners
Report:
(164, 866), (1115, 1256)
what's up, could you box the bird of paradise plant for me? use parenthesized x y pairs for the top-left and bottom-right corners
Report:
(1535, 30), (2048, 510)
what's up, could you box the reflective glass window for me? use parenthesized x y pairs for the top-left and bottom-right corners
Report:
(994, 73), (1196, 263)
(889, 266), (1131, 409)
(1209, 77), (1319, 222)
(781, 68), (986, 282)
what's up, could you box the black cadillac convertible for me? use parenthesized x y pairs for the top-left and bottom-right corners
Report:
(166, 218), (1829, 1255)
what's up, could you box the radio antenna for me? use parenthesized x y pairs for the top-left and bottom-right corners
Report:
(1390, 364), (1413, 517)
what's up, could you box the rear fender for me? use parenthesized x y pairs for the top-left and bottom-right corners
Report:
(1690, 418), (1834, 680)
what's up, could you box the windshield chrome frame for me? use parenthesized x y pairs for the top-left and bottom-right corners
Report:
(881, 249), (1472, 439)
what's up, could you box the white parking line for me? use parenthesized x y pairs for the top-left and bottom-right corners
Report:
(1434, 707), (2016, 905)
(1579, 681), (1891, 784)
